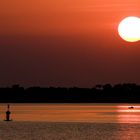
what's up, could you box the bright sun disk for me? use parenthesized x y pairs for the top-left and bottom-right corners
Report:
(118, 16), (140, 42)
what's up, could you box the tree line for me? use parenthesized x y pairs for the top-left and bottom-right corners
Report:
(0, 83), (140, 103)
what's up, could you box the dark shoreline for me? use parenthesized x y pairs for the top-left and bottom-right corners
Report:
(0, 83), (140, 103)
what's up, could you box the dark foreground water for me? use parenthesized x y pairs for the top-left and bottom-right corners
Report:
(0, 122), (140, 140)
(0, 103), (140, 139)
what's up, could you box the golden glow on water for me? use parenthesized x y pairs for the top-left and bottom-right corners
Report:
(116, 105), (140, 123)
(0, 104), (140, 123)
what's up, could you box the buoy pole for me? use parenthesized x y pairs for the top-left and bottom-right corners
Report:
(5, 104), (11, 121)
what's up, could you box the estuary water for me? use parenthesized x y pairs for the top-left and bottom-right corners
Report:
(0, 103), (140, 140)
(0, 103), (140, 123)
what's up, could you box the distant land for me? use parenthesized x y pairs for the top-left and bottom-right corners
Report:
(0, 83), (140, 103)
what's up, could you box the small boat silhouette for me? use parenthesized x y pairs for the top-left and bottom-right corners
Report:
(128, 106), (134, 109)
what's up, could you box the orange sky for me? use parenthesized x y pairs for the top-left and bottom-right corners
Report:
(0, 0), (140, 87)
(1, 0), (140, 35)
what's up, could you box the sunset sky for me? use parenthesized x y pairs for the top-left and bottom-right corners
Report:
(0, 0), (140, 87)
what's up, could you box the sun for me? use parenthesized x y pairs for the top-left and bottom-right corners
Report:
(118, 16), (140, 42)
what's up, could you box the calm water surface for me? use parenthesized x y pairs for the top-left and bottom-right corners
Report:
(0, 104), (140, 140)
(0, 103), (140, 123)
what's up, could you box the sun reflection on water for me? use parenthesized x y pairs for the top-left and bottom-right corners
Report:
(0, 103), (140, 123)
(116, 105), (140, 123)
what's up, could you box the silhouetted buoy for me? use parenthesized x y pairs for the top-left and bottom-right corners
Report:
(4, 104), (12, 121)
